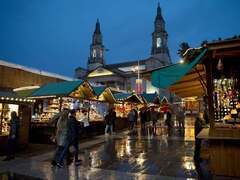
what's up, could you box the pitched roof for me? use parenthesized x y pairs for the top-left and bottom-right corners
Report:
(31, 80), (84, 97)
(92, 86), (106, 96)
(0, 59), (73, 81)
(141, 92), (160, 104)
(113, 93), (143, 104)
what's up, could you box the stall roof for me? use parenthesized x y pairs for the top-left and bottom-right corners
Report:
(0, 90), (35, 103)
(92, 86), (106, 96)
(113, 93), (143, 104)
(92, 86), (116, 103)
(151, 49), (207, 89)
(142, 49), (207, 98)
(141, 92), (160, 104)
(15, 88), (39, 97)
(30, 80), (95, 99)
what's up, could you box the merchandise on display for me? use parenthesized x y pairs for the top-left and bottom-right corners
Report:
(0, 103), (19, 136)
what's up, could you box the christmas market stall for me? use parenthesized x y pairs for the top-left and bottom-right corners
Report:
(113, 92), (143, 118)
(141, 92), (161, 105)
(0, 90), (35, 154)
(29, 80), (95, 143)
(92, 86), (135, 132)
(144, 38), (240, 177)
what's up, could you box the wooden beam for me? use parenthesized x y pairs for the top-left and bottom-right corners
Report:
(169, 80), (203, 91)
(205, 58), (215, 129)
(207, 39), (240, 50)
(176, 90), (204, 98)
(174, 74), (206, 86)
(179, 71), (205, 82)
(171, 85), (203, 94)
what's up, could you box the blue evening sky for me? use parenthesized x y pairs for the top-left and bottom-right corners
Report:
(0, 0), (240, 77)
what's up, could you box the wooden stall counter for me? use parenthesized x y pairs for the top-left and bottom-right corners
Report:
(197, 128), (240, 177)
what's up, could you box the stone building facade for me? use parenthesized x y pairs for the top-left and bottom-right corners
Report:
(75, 3), (171, 94)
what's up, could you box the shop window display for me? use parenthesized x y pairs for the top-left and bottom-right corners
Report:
(0, 103), (19, 136)
(32, 98), (106, 123)
(212, 58), (240, 126)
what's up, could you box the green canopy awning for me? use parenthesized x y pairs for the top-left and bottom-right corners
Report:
(31, 81), (84, 97)
(151, 49), (207, 89)
(141, 92), (160, 104)
(113, 93), (143, 104)
(92, 86), (106, 96)
(15, 88), (39, 97)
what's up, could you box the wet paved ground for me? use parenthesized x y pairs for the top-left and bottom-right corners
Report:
(0, 118), (219, 179)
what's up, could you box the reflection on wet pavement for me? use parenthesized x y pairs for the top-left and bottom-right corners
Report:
(0, 118), (211, 179)
(75, 121), (209, 179)
(0, 172), (43, 180)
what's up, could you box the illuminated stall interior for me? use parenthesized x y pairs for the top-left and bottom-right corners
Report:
(0, 90), (34, 147)
(144, 37), (240, 177)
(0, 91), (35, 135)
(30, 80), (95, 123)
(113, 93), (143, 118)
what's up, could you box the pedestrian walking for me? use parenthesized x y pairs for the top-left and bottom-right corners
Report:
(3, 111), (20, 161)
(203, 107), (209, 124)
(140, 107), (147, 130)
(104, 109), (113, 135)
(128, 109), (135, 130)
(133, 108), (138, 126)
(110, 108), (116, 133)
(56, 109), (81, 167)
(165, 109), (172, 129)
(150, 107), (158, 134)
(51, 109), (69, 166)
(177, 107), (185, 129)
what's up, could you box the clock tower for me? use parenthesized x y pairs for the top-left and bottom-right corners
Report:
(151, 2), (170, 64)
(88, 19), (105, 71)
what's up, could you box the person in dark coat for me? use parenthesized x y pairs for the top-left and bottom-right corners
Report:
(140, 107), (147, 130)
(165, 109), (172, 128)
(110, 108), (116, 133)
(194, 117), (203, 161)
(3, 111), (20, 161)
(128, 110), (135, 130)
(133, 108), (138, 126)
(151, 107), (158, 134)
(203, 108), (209, 124)
(105, 109), (113, 135)
(57, 109), (81, 167)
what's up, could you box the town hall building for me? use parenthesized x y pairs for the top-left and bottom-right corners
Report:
(75, 3), (171, 94)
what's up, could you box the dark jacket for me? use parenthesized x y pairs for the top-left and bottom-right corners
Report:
(133, 109), (138, 122)
(9, 117), (20, 138)
(140, 110), (147, 123)
(110, 110), (116, 124)
(105, 113), (112, 125)
(67, 115), (79, 142)
(194, 118), (203, 138)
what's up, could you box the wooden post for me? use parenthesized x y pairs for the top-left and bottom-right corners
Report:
(0, 103), (3, 135)
(205, 58), (215, 129)
(87, 100), (90, 121)
(59, 97), (63, 112)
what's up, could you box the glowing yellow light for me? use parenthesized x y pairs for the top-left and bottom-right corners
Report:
(88, 68), (113, 77)
(179, 59), (184, 64)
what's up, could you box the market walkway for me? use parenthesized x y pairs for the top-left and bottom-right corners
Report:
(0, 117), (218, 179)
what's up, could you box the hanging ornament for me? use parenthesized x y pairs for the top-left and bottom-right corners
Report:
(217, 58), (224, 71)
